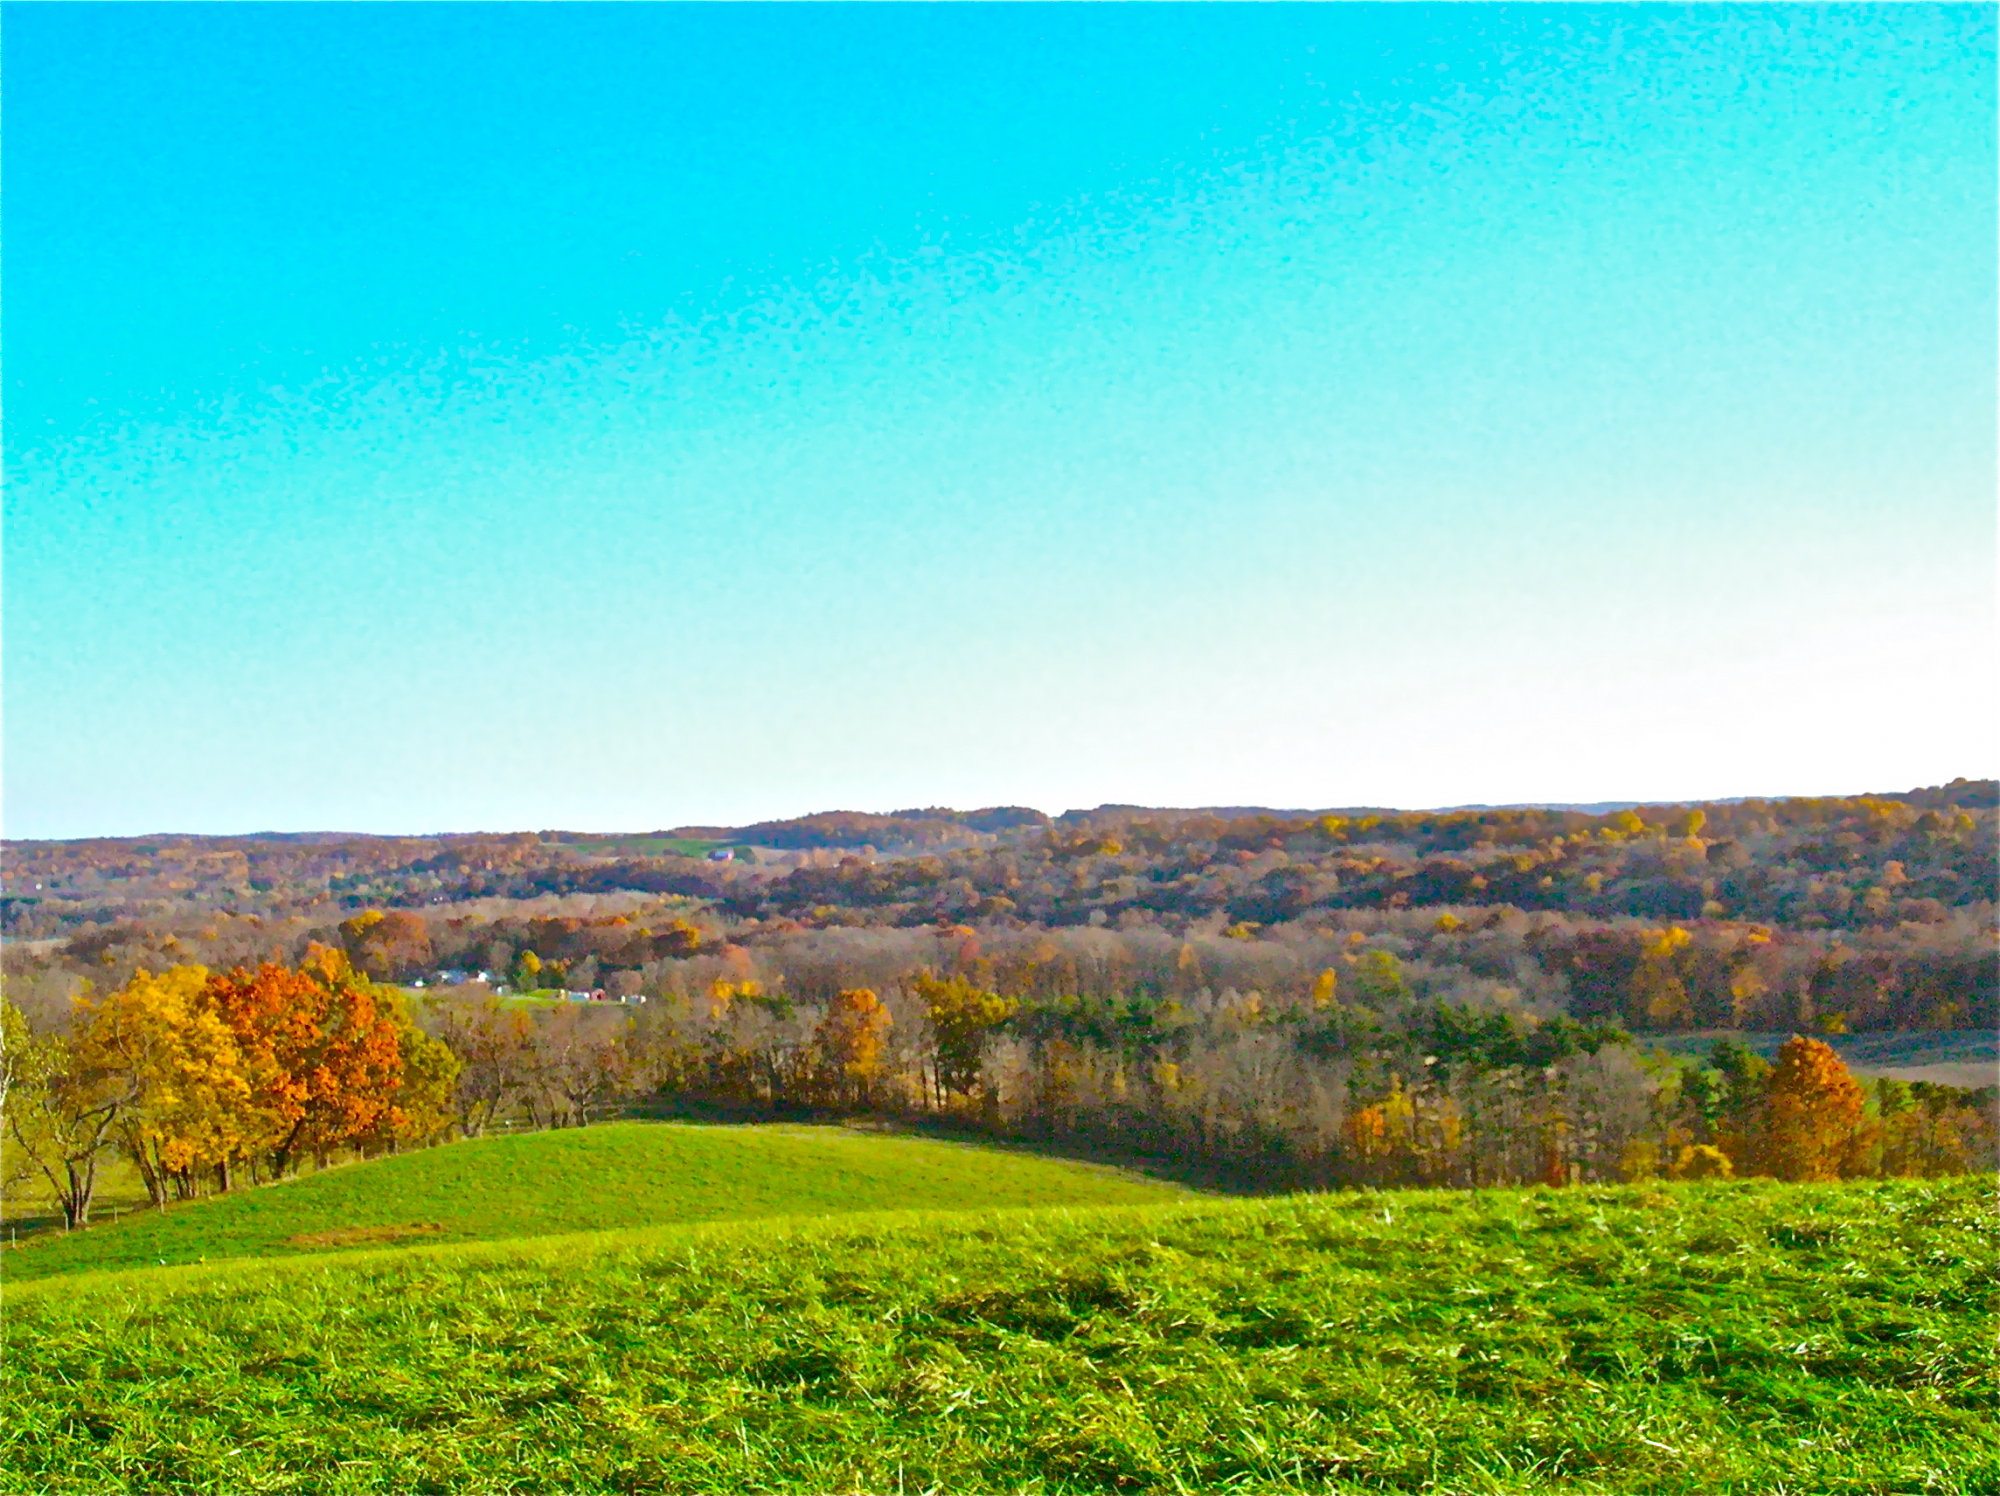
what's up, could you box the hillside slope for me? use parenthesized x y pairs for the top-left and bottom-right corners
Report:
(4, 1122), (1184, 1282)
(5, 1178), (1991, 1494)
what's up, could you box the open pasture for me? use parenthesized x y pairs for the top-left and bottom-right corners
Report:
(5, 1171), (1992, 1494)
(5, 1121), (1183, 1282)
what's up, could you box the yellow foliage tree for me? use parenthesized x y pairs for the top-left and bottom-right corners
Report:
(912, 972), (1015, 1102)
(84, 966), (269, 1200)
(1636, 926), (1694, 1025)
(815, 988), (893, 1107)
(1673, 1143), (1735, 1180)
(358, 1009), (462, 1151)
(1310, 969), (1339, 1010)
(1351, 950), (1410, 1006)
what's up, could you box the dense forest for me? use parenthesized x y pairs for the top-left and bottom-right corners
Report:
(4, 783), (1994, 1221)
(6, 781), (1993, 1032)
(7, 781), (1994, 933)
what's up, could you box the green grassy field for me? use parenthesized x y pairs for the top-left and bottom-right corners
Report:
(4, 1122), (1183, 1282)
(4, 1161), (1992, 1493)
(559, 835), (733, 858)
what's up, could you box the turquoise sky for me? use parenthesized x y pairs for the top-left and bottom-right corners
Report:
(5, 5), (1994, 838)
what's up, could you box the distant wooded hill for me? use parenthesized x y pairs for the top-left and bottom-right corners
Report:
(5, 782), (1992, 1210)
(5, 781), (1993, 942)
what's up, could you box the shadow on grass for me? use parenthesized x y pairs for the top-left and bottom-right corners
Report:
(623, 1095), (1290, 1196)
(3, 1097), (1313, 1259)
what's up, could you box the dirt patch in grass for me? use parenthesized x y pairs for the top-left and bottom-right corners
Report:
(286, 1223), (449, 1249)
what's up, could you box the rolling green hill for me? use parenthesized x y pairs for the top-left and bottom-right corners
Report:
(4, 1122), (1184, 1282)
(4, 1175), (1991, 1494)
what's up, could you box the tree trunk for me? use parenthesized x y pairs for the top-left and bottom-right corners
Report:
(61, 1154), (98, 1229)
(128, 1135), (165, 1209)
(271, 1116), (309, 1178)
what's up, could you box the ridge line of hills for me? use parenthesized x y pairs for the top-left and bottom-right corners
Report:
(6, 778), (1993, 853)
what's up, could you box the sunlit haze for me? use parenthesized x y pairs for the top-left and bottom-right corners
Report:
(6, 4), (1993, 838)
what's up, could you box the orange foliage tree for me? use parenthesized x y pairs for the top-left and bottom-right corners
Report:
(207, 945), (411, 1175)
(1762, 1035), (1867, 1181)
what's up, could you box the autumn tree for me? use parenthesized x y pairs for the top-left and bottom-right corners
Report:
(429, 992), (535, 1137)
(3, 997), (143, 1228)
(207, 946), (408, 1175)
(0, 1001), (33, 1202)
(1351, 950), (1410, 1007)
(913, 972), (1015, 1103)
(525, 1006), (634, 1128)
(3, 948), (473, 1228)
(1873, 1078), (1990, 1178)
(87, 966), (268, 1200)
(1343, 1078), (1417, 1183)
(1762, 1035), (1866, 1181)
(363, 1021), (461, 1151)
(815, 988), (893, 1107)
(1634, 927), (1694, 1026)
(0, 1000), (21, 1120)
(1673, 1143), (1735, 1179)
(341, 910), (434, 981)
(1310, 968), (1340, 1009)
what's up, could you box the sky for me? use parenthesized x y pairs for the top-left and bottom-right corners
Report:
(4, 3), (1994, 839)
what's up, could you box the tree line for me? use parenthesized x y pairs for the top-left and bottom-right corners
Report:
(7, 934), (1989, 1231)
(6, 785), (1992, 941)
(3, 948), (455, 1228)
(4, 782), (1989, 1230)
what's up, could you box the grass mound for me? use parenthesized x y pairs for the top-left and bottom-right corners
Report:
(5, 1177), (1992, 1493)
(4, 1121), (1182, 1282)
